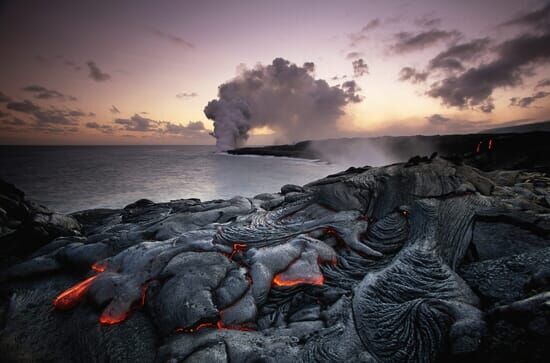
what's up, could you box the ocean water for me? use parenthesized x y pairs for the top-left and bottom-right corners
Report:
(0, 145), (343, 214)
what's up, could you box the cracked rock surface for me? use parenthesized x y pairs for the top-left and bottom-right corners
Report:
(1, 156), (549, 362)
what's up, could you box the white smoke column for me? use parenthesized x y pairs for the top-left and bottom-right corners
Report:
(204, 99), (251, 151)
(204, 58), (363, 151)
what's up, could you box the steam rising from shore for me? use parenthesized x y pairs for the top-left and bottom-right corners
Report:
(204, 58), (363, 151)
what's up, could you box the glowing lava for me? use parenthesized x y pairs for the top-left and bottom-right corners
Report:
(91, 262), (107, 272)
(99, 311), (129, 326)
(53, 274), (99, 310)
(139, 282), (150, 307)
(476, 141), (483, 153)
(272, 273), (324, 287)
(216, 320), (255, 331)
(488, 138), (494, 150)
(229, 243), (248, 259)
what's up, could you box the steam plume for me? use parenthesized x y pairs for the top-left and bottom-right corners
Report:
(204, 58), (362, 151)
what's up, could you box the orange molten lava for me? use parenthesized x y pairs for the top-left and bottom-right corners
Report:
(176, 322), (216, 333)
(139, 282), (150, 307)
(476, 141), (483, 153)
(99, 311), (129, 325)
(229, 243), (248, 259)
(91, 262), (107, 272)
(53, 274), (99, 310)
(216, 320), (255, 331)
(272, 273), (324, 287)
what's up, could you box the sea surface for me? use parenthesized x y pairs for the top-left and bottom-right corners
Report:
(0, 145), (344, 214)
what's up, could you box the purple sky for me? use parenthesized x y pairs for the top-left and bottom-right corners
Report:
(0, 0), (549, 145)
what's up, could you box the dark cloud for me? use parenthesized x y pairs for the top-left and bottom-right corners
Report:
(112, 113), (206, 136)
(391, 29), (460, 54)
(0, 92), (12, 103)
(341, 80), (364, 103)
(110, 105), (120, 114)
(415, 15), (442, 28)
(163, 120), (206, 135)
(352, 58), (369, 77)
(6, 100), (41, 113)
(398, 67), (429, 83)
(63, 60), (81, 71)
(7, 99), (88, 127)
(426, 113), (450, 125)
(510, 91), (550, 108)
(22, 85), (77, 101)
(303, 62), (315, 73)
(176, 92), (198, 99)
(114, 114), (159, 132)
(346, 51), (364, 60)
(425, 113), (490, 132)
(85, 121), (114, 133)
(535, 78), (550, 89)
(1, 118), (26, 126)
(204, 58), (364, 150)
(427, 32), (550, 112)
(348, 19), (380, 46)
(87, 61), (111, 82)
(502, 3), (550, 30)
(428, 38), (490, 71)
(149, 28), (194, 49)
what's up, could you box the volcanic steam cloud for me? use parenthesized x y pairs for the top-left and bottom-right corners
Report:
(204, 58), (363, 151)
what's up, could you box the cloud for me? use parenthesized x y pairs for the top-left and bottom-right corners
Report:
(0, 92), (12, 103)
(414, 15), (442, 28)
(362, 19), (381, 32)
(352, 58), (369, 77)
(110, 105), (120, 114)
(398, 67), (429, 83)
(2, 118), (26, 126)
(22, 85), (77, 101)
(163, 120), (206, 135)
(85, 121), (114, 133)
(6, 100), (41, 113)
(425, 113), (490, 132)
(502, 3), (550, 30)
(149, 28), (194, 49)
(6, 99), (88, 129)
(427, 31), (550, 112)
(204, 58), (364, 150)
(114, 114), (159, 132)
(303, 62), (315, 73)
(535, 78), (550, 89)
(510, 91), (550, 108)
(390, 29), (460, 53)
(346, 51), (364, 60)
(348, 19), (380, 46)
(112, 113), (207, 136)
(87, 61), (111, 82)
(63, 60), (81, 71)
(176, 92), (198, 99)
(428, 38), (490, 71)
(426, 113), (450, 125)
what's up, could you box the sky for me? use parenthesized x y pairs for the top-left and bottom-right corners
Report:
(0, 0), (549, 145)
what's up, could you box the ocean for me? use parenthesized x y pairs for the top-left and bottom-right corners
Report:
(0, 145), (343, 214)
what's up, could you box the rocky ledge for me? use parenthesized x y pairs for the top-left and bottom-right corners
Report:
(1, 156), (549, 362)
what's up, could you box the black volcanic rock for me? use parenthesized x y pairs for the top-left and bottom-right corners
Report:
(1, 157), (549, 362)
(0, 179), (80, 268)
(228, 132), (550, 174)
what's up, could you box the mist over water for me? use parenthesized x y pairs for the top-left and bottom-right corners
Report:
(0, 146), (343, 214)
